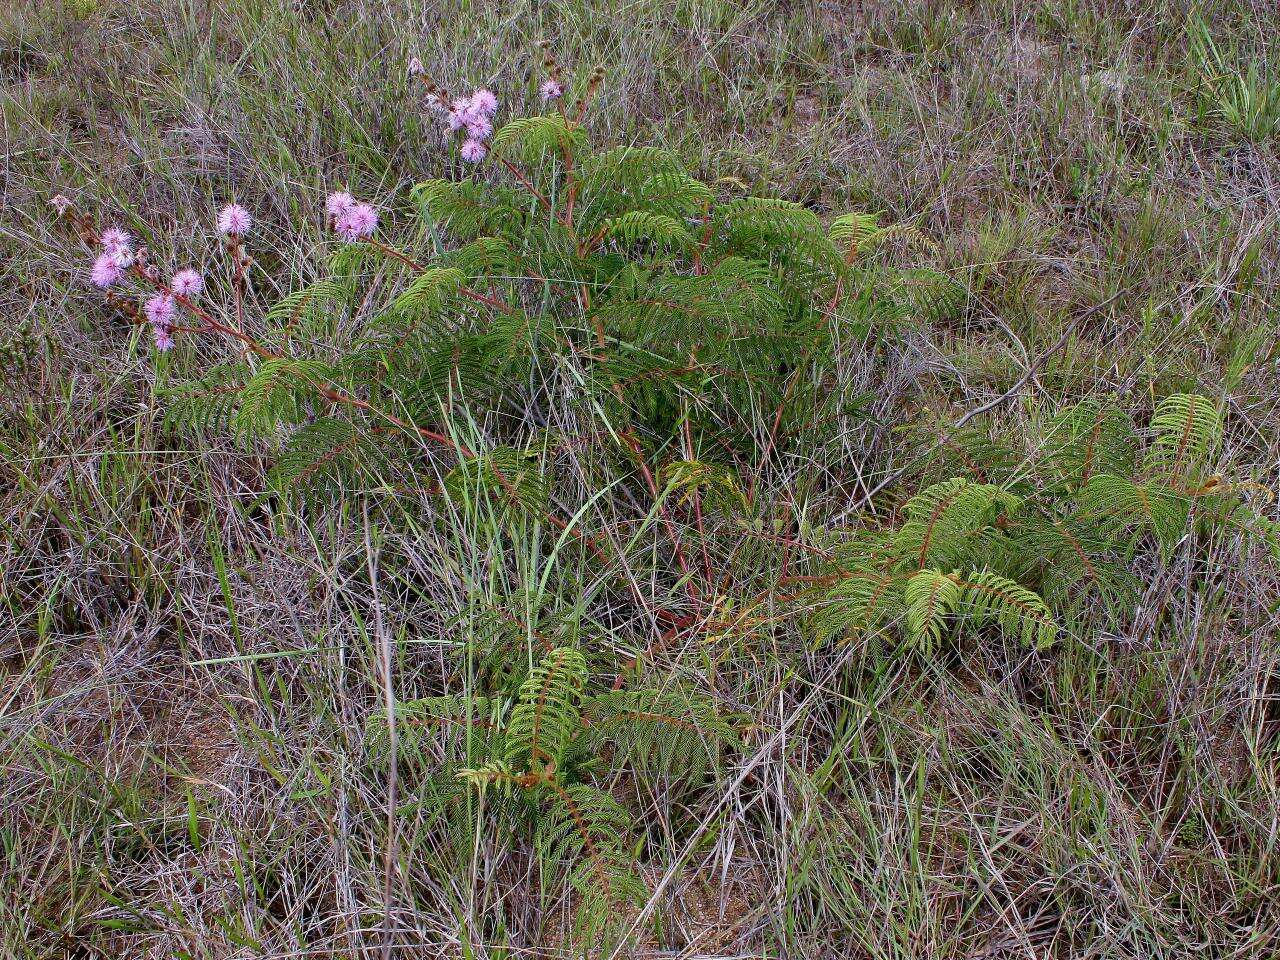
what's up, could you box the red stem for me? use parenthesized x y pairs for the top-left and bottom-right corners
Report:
(496, 155), (554, 215)
(364, 239), (515, 314)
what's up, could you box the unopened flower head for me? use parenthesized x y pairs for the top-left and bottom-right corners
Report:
(540, 79), (563, 101)
(335, 202), (378, 242)
(144, 293), (177, 328)
(460, 139), (488, 163)
(326, 191), (355, 219)
(100, 227), (131, 255)
(91, 252), (125, 288)
(470, 88), (498, 116)
(171, 269), (204, 297)
(216, 203), (252, 237)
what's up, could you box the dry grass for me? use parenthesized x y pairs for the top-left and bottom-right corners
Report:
(2, 0), (1279, 957)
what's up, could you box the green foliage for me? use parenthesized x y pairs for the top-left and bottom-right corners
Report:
(443, 446), (550, 518)
(582, 687), (739, 785)
(129, 87), (1278, 956)
(17, 4), (1280, 955)
(376, 645), (738, 951)
(891, 478), (1020, 570)
(892, 267), (968, 324)
(234, 359), (337, 440)
(270, 418), (385, 494)
(505, 645), (587, 770)
(1043, 394), (1138, 484)
(809, 393), (1275, 650)
(658, 459), (747, 515)
(413, 178), (524, 239)
(263, 278), (352, 342)
(160, 109), (892, 501)
(1146, 392), (1222, 480)
(491, 113), (588, 161)
(389, 266), (466, 315)
(162, 363), (249, 435)
(1188, 14), (1280, 142)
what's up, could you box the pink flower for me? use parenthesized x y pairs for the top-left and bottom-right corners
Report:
(465, 115), (493, 140)
(216, 204), (252, 237)
(407, 56), (424, 77)
(460, 139), (487, 163)
(144, 293), (177, 328)
(153, 327), (175, 352)
(540, 80), (563, 101)
(91, 252), (125, 288)
(326, 191), (355, 219)
(335, 202), (378, 242)
(100, 227), (131, 255)
(171, 269), (203, 297)
(470, 88), (498, 116)
(50, 194), (73, 215)
(447, 99), (473, 131)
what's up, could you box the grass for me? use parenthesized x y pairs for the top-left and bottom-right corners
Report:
(2, 0), (1279, 957)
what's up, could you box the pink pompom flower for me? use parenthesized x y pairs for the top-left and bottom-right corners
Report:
(470, 88), (498, 116)
(100, 227), (131, 255)
(216, 204), (252, 237)
(326, 191), (355, 219)
(460, 139), (488, 163)
(447, 99), (473, 131)
(465, 115), (493, 140)
(540, 79), (563, 101)
(144, 293), (177, 328)
(171, 269), (204, 297)
(91, 251), (126, 288)
(335, 202), (378, 242)
(153, 327), (175, 352)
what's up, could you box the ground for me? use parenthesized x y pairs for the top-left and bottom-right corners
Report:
(1, 0), (1278, 957)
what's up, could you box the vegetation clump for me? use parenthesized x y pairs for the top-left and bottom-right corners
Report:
(6, 6), (1280, 958)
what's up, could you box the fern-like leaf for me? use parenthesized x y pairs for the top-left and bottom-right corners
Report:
(506, 646), (587, 771)
(271, 418), (386, 495)
(264, 279), (351, 334)
(828, 212), (882, 258)
(956, 569), (1058, 649)
(443, 446), (551, 517)
(1078, 473), (1189, 549)
(809, 569), (907, 646)
(904, 568), (964, 652)
(1146, 393), (1221, 482)
(390, 267), (467, 315)
(492, 114), (586, 162)
(413, 179), (525, 240)
(602, 210), (695, 252)
(893, 478), (1020, 570)
(162, 364), (247, 435)
(535, 782), (645, 949)
(1043, 396), (1138, 485)
(232, 359), (336, 439)
(582, 687), (738, 787)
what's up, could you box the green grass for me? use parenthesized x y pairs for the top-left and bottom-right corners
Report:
(2, 0), (1279, 957)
